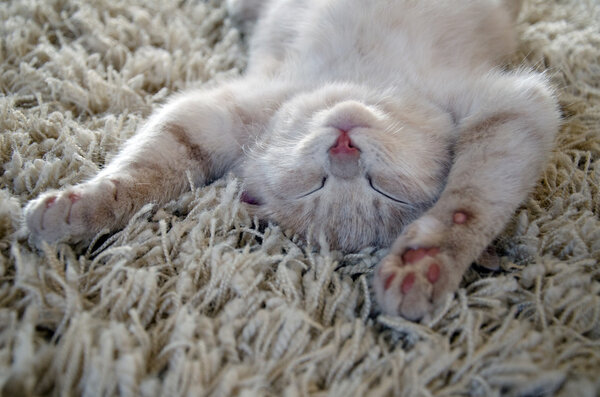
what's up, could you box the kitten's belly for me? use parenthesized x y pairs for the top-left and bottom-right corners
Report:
(250, 0), (514, 85)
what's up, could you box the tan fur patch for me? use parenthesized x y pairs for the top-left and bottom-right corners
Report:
(165, 123), (211, 165)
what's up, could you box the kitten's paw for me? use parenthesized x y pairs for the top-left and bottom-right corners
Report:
(25, 180), (120, 244)
(373, 216), (465, 321)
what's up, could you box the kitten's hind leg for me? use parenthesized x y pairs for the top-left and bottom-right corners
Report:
(25, 81), (287, 245)
(373, 72), (560, 320)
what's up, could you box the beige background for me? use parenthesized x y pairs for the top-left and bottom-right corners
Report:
(1, 0), (599, 395)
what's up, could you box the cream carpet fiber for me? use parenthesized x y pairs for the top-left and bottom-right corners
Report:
(1, 0), (599, 395)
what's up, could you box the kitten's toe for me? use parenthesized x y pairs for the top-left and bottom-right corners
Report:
(25, 194), (53, 240)
(25, 180), (119, 245)
(374, 246), (458, 321)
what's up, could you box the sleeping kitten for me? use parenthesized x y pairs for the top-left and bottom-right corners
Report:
(24, 0), (560, 320)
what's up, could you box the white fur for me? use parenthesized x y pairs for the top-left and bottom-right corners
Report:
(25, 0), (560, 320)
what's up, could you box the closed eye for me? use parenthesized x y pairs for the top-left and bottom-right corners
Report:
(367, 176), (412, 206)
(296, 176), (327, 199)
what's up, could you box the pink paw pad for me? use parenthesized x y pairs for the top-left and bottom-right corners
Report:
(402, 247), (440, 264)
(45, 197), (57, 208)
(427, 263), (441, 283)
(68, 192), (81, 203)
(383, 273), (396, 290)
(401, 272), (416, 294)
(453, 211), (468, 224)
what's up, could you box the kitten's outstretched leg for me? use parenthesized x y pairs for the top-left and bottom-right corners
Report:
(25, 81), (286, 245)
(373, 72), (560, 320)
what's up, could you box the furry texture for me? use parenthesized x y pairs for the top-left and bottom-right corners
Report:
(21, 0), (560, 321)
(1, 0), (599, 395)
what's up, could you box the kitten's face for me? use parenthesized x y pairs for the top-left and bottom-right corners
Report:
(243, 84), (452, 251)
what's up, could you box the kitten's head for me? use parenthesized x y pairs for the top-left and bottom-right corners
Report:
(242, 84), (452, 251)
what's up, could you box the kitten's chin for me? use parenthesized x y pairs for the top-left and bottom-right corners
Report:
(251, 203), (403, 252)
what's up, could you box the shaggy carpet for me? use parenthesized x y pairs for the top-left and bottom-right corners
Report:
(1, 0), (599, 395)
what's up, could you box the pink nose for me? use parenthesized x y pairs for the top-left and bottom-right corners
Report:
(328, 130), (360, 178)
(329, 130), (359, 156)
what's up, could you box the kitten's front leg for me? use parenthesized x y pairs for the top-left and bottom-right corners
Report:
(25, 81), (286, 245)
(373, 73), (560, 320)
